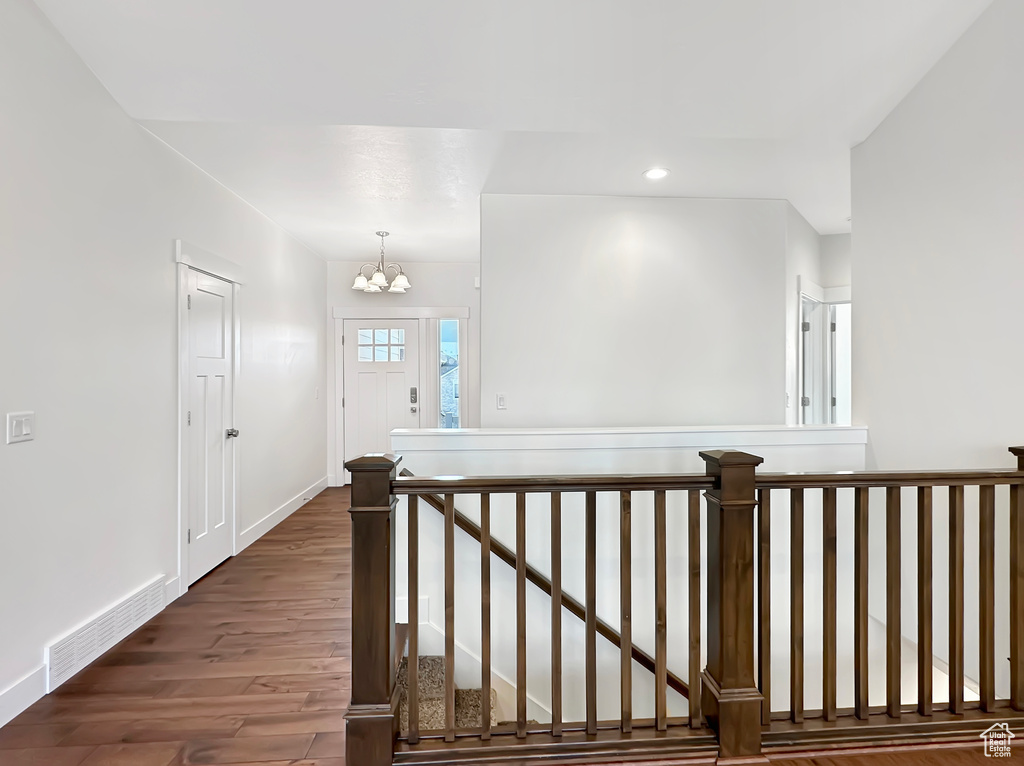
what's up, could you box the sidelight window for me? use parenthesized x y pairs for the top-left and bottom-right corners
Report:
(439, 319), (460, 427)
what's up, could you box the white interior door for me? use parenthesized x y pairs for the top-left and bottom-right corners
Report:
(800, 295), (829, 425)
(343, 319), (420, 468)
(187, 270), (235, 584)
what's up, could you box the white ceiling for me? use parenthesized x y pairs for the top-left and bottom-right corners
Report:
(34, 0), (993, 261)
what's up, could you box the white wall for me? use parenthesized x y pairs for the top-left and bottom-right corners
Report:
(325, 260), (480, 481)
(852, 0), (1023, 699)
(0, 0), (327, 723)
(480, 194), (795, 428)
(820, 233), (852, 288)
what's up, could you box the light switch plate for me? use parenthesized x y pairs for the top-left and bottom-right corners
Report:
(496, 394), (507, 410)
(7, 411), (35, 444)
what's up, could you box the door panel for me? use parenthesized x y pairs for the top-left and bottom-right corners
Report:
(344, 319), (420, 466)
(357, 371), (382, 452)
(187, 270), (235, 584)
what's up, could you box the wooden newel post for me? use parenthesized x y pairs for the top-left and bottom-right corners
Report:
(699, 450), (765, 761)
(345, 453), (401, 766)
(1010, 447), (1024, 710)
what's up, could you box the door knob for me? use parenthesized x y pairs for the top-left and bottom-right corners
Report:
(226, 428), (239, 438)
(410, 407), (418, 414)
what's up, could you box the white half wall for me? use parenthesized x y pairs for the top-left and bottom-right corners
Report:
(852, 0), (1023, 701)
(0, 0), (327, 721)
(391, 425), (868, 720)
(480, 194), (794, 428)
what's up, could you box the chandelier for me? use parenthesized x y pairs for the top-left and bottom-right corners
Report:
(351, 231), (411, 293)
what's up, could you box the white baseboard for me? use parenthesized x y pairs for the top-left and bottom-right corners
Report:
(396, 596), (430, 625)
(46, 576), (165, 692)
(0, 666), (46, 728)
(236, 476), (328, 552)
(164, 577), (181, 605)
(328, 473), (342, 487)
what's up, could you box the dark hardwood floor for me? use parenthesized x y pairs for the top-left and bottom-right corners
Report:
(0, 487), (352, 766)
(0, 486), (1011, 765)
(766, 742), (1013, 765)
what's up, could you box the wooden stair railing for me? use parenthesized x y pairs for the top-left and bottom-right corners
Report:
(753, 451), (1024, 750)
(399, 467), (691, 701)
(346, 446), (1024, 766)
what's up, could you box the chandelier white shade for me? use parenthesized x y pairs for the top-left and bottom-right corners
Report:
(351, 231), (411, 293)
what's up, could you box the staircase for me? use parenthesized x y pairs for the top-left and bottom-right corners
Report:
(397, 655), (498, 731)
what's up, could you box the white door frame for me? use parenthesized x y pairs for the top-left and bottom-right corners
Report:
(796, 276), (852, 426)
(174, 240), (244, 601)
(333, 306), (469, 484)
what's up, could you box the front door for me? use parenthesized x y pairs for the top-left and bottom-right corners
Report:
(343, 319), (420, 471)
(187, 269), (235, 584)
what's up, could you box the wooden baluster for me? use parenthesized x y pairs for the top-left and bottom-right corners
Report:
(407, 495), (420, 744)
(790, 488), (804, 724)
(444, 493), (456, 741)
(917, 487), (933, 717)
(620, 491), (632, 733)
(699, 451), (764, 760)
(757, 488), (771, 726)
(822, 487), (837, 722)
(654, 490), (668, 732)
(949, 485), (964, 715)
(344, 453), (400, 766)
(480, 493), (491, 740)
(688, 488), (702, 729)
(550, 492), (562, 737)
(854, 486), (869, 720)
(516, 492), (527, 739)
(979, 484), (996, 712)
(885, 487), (901, 719)
(586, 491), (598, 735)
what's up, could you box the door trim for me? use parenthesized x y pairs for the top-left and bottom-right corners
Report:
(333, 306), (469, 319)
(176, 251), (242, 602)
(176, 239), (246, 285)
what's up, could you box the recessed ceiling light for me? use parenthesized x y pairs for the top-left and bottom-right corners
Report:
(643, 167), (669, 180)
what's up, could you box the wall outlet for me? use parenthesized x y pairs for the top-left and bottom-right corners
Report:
(7, 411), (35, 444)
(496, 394), (507, 410)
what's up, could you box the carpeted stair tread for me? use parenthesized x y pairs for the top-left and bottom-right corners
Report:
(455, 688), (498, 728)
(397, 655), (498, 731)
(396, 655), (445, 699)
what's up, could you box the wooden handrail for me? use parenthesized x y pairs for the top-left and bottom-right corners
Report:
(397, 467), (1024, 493)
(400, 469), (692, 700)
(756, 468), (1024, 489)
(394, 473), (714, 494)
